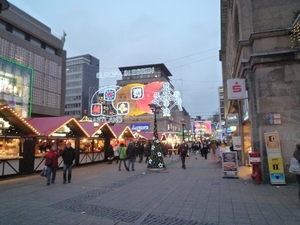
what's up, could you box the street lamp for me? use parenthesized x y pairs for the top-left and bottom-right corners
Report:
(181, 118), (186, 142)
(148, 103), (161, 140)
(148, 103), (166, 171)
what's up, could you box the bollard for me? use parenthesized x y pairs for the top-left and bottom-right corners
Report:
(249, 152), (261, 184)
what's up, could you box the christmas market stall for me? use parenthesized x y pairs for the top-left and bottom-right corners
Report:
(110, 125), (135, 146)
(25, 116), (89, 171)
(0, 105), (40, 177)
(78, 121), (116, 164)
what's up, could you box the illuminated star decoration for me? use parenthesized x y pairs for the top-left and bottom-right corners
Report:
(152, 82), (182, 117)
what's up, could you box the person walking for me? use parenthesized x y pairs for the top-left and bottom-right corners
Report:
(292, 139), (300, 203)
(118, 143), (128, 171)
(44, 144), (60, 185)
(144, 141), (151, 163)
(137, 142), (144, 163)
(62, 142), (76, 184)
(202, 141), (209, 160)
(179, 142), (188, 169)
(114, 143), (120, 164)
(106, 144), (114, 164)
(127, 140), (137, 171)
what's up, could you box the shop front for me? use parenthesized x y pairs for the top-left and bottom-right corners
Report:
(0, 105), (40, 177)
(110, 125), (135, 147)
(79, 121), (116, 164)
(25, 116), (89, 171)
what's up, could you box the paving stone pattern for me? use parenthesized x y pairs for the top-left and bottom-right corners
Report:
(0, 153), (300, 225)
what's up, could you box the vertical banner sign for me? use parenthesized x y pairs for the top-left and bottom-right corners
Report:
(227, 78), (247, 100)
(222, 151), (239, 179)
(264, 132), (286, 184)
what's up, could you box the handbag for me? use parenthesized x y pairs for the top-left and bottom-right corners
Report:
(40, 166), (47, 177)
(289, 157), (300, 174)
(46, 158), (53, 167)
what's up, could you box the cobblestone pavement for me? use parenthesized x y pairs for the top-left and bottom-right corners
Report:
(0, 153), (299, 225)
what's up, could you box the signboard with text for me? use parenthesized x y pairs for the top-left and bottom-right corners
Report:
(264, 132), (285, 185)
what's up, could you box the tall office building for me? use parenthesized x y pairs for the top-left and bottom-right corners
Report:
(65, 54), (99, 119)
(0, 3), (66, 117)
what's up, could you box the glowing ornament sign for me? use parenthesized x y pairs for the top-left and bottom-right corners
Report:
(89, 82), (182, 121)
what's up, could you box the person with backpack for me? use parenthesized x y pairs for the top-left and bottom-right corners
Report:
(179, 142), (188, 169)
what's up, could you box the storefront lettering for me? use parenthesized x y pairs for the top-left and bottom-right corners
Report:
(89, 116), (123, 124)
(96, 71), (122, 79)
(123, 67), (155, 76)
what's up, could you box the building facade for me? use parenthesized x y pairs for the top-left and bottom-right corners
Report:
(0, 3), (66, 117)
(220, 0), (300, 183)
(65, 54), (99, 119)
(116, 63), (190, 135)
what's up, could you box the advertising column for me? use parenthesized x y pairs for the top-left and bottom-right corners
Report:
(264, 132), (286, 184)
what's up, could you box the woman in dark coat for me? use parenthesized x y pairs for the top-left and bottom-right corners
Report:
(292, 139), (300, 203)
(106, 145), (114, 164)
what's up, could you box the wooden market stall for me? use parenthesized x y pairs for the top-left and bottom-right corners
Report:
(78, 121), (116, 164)
(0, 105), (40, 177)
(25, 116), (89, 171)
(110, 125), (135, 147)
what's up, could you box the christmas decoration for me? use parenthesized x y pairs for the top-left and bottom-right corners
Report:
(147, 104), (166, 171)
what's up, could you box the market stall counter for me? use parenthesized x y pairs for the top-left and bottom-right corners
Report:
(0, 105), (40, 177)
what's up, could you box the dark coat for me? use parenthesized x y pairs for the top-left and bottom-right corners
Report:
(62, 146), (76, 165)
(144, 144), (151, 157)
(179, 144), (188, 157)
(127, 143), (137, 158)
(106, 145), (114, 158)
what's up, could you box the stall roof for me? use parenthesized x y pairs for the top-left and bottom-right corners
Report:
(25, 116), (89, 137)
(0, 105), (40, 135)
(110, 125), (135, 139)
(136, 132), (178, 141)
(79, 121), (116, 138)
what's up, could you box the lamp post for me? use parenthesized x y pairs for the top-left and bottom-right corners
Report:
(148, 103), (166, 171)
(181, 118), (186, 142)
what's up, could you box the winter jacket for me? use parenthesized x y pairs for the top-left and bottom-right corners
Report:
(45, 149), (60, 168)
(62, 146), (76, 165)
(119, 146), (127, 159)
(127, 143), (137, 158)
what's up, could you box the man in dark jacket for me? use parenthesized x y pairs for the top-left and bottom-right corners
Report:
(179, 142), (188, 169)
(62, 142), (76, 184)
(127, 140), (137, 171)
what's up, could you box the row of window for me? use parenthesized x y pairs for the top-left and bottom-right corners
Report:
(66, 74), (82, 80)
(65, 103), (81, 108)
(67, 66), (82, 73)
(66, 88), (81, 94)
(65, 110), (81, 115)
(65, 96), (81, 101)
(66, 81), (82, 87)
(0, 19), (59, 55)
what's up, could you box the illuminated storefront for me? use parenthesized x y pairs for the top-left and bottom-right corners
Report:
(0, 57), (33, 118)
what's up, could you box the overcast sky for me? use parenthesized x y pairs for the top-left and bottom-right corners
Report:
(8, 0), (222, 119)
